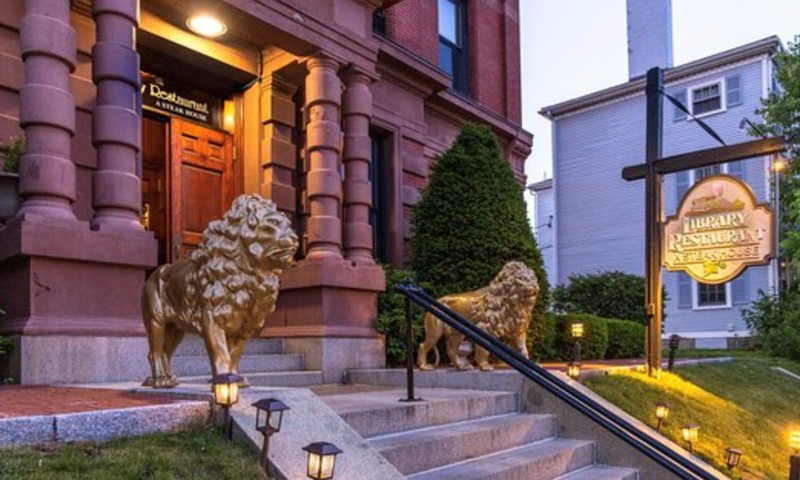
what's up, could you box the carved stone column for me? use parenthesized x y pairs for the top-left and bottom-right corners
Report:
(304, 55), (343, 260)
(90, 0), (143, 230)
(260, 73), (297, 218)
(17, 0), (78, 220)
(341, 68), (375, 265)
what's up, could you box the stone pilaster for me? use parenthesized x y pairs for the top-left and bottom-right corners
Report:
(341, 68), (375, 265)
(17, 0), (78, 220)
(260, 73), (297, 218)
(303, 55), (343, 260)
(90, 0), (143, 230)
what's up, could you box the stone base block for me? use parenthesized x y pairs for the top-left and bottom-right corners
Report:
(284, 337), (385, 383)
(0, 335), (150, 385)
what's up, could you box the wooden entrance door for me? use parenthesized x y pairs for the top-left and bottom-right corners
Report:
(169, 119), (235, 260)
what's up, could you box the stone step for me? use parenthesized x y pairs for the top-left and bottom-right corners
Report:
(557, 465), (639, 480)
(321, 388), (518, 438)
(181, 370), (324, 388)
(173, 337), (284, 356)
(370, 413), (557, 475)
(408, 438), (595, 480)
(171, 354), (304, 376)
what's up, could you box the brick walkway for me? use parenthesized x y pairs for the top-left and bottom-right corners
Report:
(0, 386), (181, 419)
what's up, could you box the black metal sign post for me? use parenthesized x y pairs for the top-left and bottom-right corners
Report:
(644, 68), (664, 378)
(625, 67), (786, 377)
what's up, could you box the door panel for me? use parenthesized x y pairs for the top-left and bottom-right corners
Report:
(142, 116), (168, 265)
(170, 119), (235, 260)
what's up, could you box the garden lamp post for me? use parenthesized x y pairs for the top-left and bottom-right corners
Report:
(681, 424), (699, 454)
(210, 372), (244, 439)
(724, 447), (742, 472)
(654, 402), (669, 433)
(252, 398), (290, 473)
(571, 322), (584, 364)
(303, 442), (343, 480)
(667, 334), (681, 371)
(790, 431), (800, 480)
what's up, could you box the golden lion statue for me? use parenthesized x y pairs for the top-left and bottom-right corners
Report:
(417, 261), (539, 371)
(142, 194), (298, 388)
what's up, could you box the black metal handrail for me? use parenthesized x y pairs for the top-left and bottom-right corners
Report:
(396, 280), (721, 480)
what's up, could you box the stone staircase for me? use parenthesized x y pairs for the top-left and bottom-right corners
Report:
(173, 337), (324, 388)
(319, 387), (639, 480)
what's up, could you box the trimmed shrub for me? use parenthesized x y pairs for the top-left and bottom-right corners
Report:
(410, 123), (550, 357)
(546, 313), (609, 361)
(376, 266), (432, 366)
(553, 271), (666, 325)
(742, 290), (800, 360)
(605, 319), (645, 359)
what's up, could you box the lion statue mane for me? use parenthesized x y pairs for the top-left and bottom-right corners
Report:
(142, 194), (298, 388)
(417, 261), (539, 371)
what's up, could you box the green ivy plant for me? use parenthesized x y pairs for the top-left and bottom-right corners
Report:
(1, 136), (24, 174)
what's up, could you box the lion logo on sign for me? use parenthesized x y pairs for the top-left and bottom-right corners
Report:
(142, 194), (298, 388)
(417, 261), (539, 371)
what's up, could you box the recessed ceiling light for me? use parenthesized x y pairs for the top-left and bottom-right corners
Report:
(186, 14), (227, 38)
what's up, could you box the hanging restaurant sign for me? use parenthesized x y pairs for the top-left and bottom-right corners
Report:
(140, 71), (221, 127)
(662, 174), (773, 284)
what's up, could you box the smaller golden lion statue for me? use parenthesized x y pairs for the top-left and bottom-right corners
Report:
(417, 261), (539, 371)
(142, 194), (298, 388)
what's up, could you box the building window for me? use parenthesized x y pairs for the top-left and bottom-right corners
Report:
(438, 0), (468, 95)
(691, 83), (722, 116)
(694, 164), (723, 182)
(372, 10), (387, 36)
(697, 282), (728, 307)
(370, 131), (390, 264)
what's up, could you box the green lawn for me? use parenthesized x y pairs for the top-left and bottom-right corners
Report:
(585, 352), (800, 480)
(0, 426), (268, 480)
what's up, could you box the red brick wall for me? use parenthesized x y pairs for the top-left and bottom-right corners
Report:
(387, 0), (522, 124)
(386, 0), (439, 64)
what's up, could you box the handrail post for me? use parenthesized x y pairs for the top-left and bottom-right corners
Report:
(399, 278), (421, 402)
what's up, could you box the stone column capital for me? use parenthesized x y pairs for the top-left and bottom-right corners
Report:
(92, 0), (139, 24)
(340, 65), (380, 85)
(301, 51), (345, 72)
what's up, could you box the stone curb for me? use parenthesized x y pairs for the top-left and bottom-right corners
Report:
(579, 356), (734, 379)
(0, 400), (210, 448)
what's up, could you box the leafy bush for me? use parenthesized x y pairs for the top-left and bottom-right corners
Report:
(742, 290), (800, 360)
(376, 266), (433, 366)
(1, 136), (24, 174)
(553, 271), (666, 325)
(544, 313), (609, 361)
(410, 123), (550, 357)
(605, 318), (645, 359)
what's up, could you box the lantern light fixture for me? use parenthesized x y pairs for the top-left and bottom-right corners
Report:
(791, 430), (800, 480)
(571, 322), (584, 339)
(303, 442), (343, 480)
(724, 447), (743, 471)
(681, 424), (699, 453)
(252, 398), (290, 473)
(186, 14), (227, 38)
(210, 372), (244, 439)
(654, 402), (669, 433)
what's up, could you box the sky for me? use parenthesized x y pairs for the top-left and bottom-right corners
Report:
(520, 0), (800, 218)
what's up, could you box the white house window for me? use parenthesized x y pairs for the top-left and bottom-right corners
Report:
(691, 83), (722, 116)
(697, 282), (728, 307)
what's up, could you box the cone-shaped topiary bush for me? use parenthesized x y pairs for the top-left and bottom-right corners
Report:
(410, 123), (550, 356)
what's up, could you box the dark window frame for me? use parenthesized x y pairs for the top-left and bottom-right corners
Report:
(438, 0), (469, 95)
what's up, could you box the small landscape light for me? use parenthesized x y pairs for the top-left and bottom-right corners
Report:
(571, 322), (584, 339)
(654, 402), (669, 433)
(252, 398), (290, 472)
(790, 431), (800, 480)
(724, 447), (742, 471)
(681, 424), (699, 453)
(303, 442), (342, 479)
(774, 154), (788, 173)
(567, 362), (581, 380)
(210, 372), (244, 439)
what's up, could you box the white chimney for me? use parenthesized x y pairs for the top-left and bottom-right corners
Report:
(626, 0), (674, 79)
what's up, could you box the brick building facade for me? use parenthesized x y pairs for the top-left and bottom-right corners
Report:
(0, 0), (531, 384)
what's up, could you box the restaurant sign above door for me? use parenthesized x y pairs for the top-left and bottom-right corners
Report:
(662, 174), (773, 284)
(140, 71), (222, 127)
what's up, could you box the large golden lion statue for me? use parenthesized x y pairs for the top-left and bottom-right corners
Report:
(142, 194), (298, 388)
(417, 261), (539, 371)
